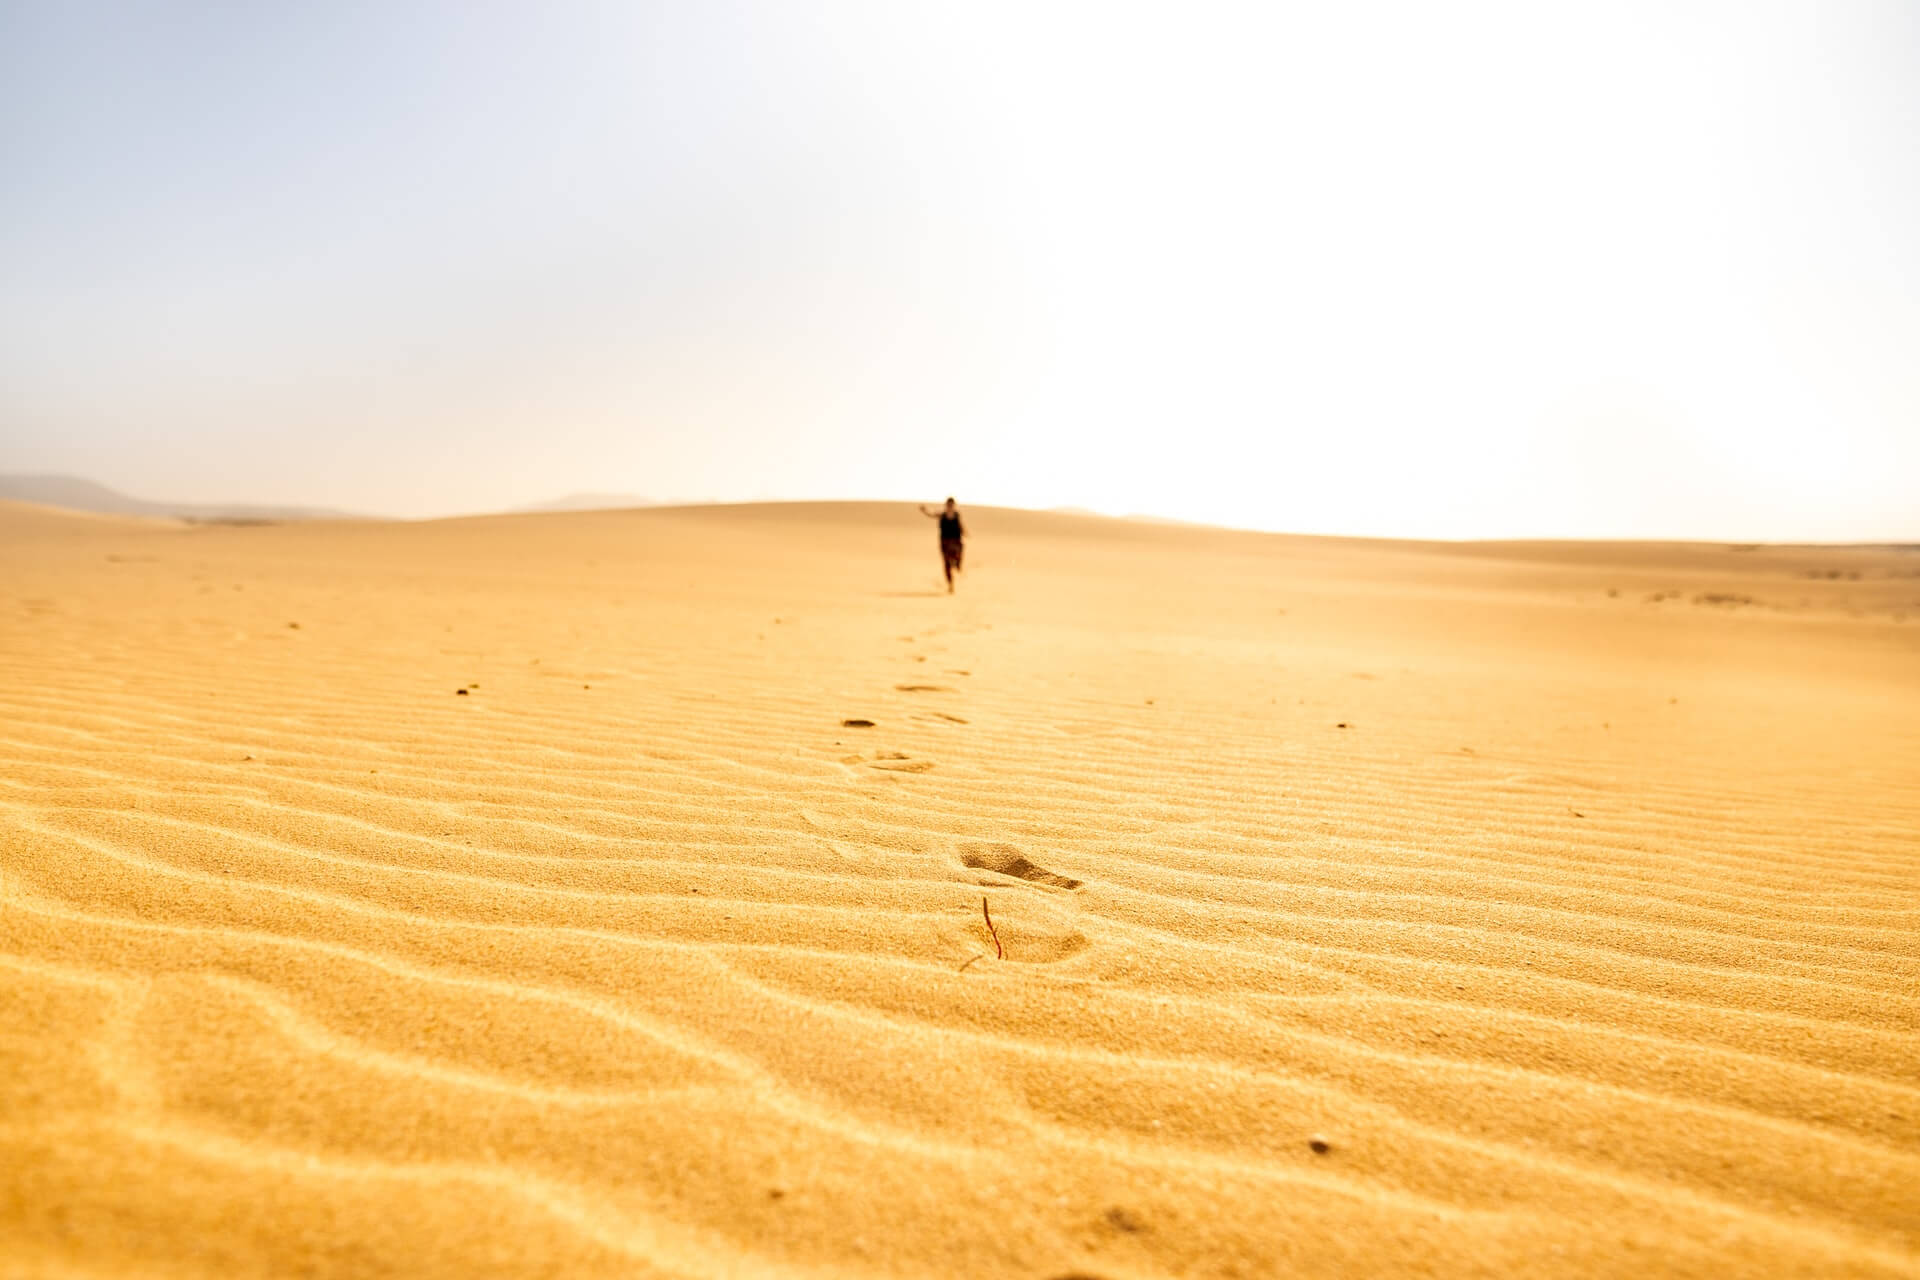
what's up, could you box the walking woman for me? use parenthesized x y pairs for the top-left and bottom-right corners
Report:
(919, 498), (965, 592)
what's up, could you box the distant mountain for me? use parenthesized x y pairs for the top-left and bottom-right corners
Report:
(510, 493), (658, 513)
(0, 474), (359, 522)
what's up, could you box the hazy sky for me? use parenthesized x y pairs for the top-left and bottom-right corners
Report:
(4, 2), (1916, 538)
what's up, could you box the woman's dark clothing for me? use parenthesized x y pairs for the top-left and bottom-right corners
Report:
(927, 504), (965, 589)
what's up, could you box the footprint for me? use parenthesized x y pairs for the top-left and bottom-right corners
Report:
(841, 718), (876, 728)
(895, 683), (956, 693)
(855, 751), (933, 773)
(1020, 930), (1091, 963)
(961, 842), (1083, 890)
(971, 891), (1090, 965)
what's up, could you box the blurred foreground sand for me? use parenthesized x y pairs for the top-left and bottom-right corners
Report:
(2, 500), (1916, 1278)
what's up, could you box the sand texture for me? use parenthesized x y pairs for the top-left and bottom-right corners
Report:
(2, 499), (1917, 1279)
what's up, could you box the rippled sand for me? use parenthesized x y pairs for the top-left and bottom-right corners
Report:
(3, 499), (1916, 1279)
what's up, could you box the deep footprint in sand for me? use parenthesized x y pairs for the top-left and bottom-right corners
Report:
(961, 842), (1083, 889)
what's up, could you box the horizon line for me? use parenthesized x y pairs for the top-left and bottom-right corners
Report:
(4, 484), (1915, 550)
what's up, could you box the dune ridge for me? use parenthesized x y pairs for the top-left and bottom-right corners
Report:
(2, 499), (1916, 1278)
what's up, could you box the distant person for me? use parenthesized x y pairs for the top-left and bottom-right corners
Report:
(919, 497), (965, 592)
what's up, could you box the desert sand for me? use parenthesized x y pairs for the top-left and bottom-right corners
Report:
(2, 498), (1916, 1279)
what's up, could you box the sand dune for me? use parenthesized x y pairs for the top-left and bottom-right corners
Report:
(2, 499), (1916, 1278)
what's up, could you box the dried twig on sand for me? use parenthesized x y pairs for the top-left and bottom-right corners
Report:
(982, 896), (1003, 959)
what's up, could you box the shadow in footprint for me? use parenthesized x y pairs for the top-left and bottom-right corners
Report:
(867, 752), (933, 773)
(961, 842), (1083, 890)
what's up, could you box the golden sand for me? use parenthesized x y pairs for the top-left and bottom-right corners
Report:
(2, 499), (1916, 1278)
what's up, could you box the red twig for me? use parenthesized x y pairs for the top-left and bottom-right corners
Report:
(981, 895), (1003, 959)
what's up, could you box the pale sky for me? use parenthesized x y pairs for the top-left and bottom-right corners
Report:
(3, 2), (1916, 538)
